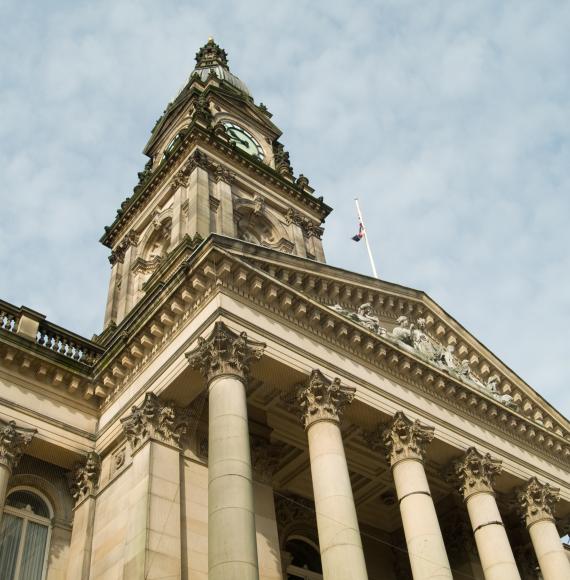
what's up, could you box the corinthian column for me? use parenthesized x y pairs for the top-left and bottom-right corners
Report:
(66, 452), (101, 580)
(449, 448), (520, 580)
(517, 477), (570, 580)
(0, 418), (36, 526)
(382, 412), (452, 580)
(297, 370), (368, 580)
(186, 322), (265, 580)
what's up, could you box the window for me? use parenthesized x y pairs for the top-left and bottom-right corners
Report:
(0, 489), (52, 580)
(286, 538), (323, 580)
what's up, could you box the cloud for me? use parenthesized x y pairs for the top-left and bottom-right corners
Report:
(0, 0), (568, 416)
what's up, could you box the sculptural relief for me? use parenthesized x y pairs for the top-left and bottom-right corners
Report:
(329, 303), (519, 410)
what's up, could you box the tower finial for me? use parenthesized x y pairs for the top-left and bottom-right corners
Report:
(195, 38), (228, 69)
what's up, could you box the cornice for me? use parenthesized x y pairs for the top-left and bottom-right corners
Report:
(100, 121), (331, 249)
(87, 239), (569, 468)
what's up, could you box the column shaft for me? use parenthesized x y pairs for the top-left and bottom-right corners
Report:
(465, 492), (520, 580)
(392, 459), (452, 580)
(307, 420), (368, 580)
(208, 375), (259, 580)
(528, 520), (570, 580)
(0, 464), (11, 528)
(66, 497), (96, 580)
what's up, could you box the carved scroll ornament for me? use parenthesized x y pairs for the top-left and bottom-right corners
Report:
(382, 411), (434, 466)
(448, 447), (502, 499)
(0, 419), (36, 472)
(120, 393), (189, 451)
(296, 369), (355, 429)
(185, 321), (265, 383)
(70, 452), (101, 505)
(517, 477), (560, 528)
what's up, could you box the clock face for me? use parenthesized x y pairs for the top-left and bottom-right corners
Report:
(222, 122), (264, 160)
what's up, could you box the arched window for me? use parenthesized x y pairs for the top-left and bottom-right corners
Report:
(285, 537), (323, 580)
(0, 489), (52, 580)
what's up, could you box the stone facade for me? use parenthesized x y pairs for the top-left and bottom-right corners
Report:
(0, 38), (569, 580)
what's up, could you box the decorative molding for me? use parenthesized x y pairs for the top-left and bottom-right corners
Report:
(250, 435), (284, 484)
(296, 369), (355, 429)
(185, 321), (265, 383)
(109, 230), (139, 265)
(69, 451), (101, 505)
(517, 477), (560, 528)
(120, 392), (189, 451)
(448, 447), (502, 499)
(285, 208), (323, 239)
(275, 493), (319, 550)
(0, 418), (36, 472)
(381, 411), (434, 466)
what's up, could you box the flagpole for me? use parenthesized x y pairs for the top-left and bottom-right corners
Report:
(354, 198), (379, 279)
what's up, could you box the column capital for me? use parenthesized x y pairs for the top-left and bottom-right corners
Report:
(448, 447), (502, 499)
(185, 321), (265, 383)
(517, 477), (560, 528)
(0, 418), (36, 472)
(120, 393), (190, 452)
(296, 369), (355, 429)
(69, 452), (101, 506)
(383, 411), (434, 466)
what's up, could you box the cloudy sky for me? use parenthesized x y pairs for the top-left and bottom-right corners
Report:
(1, 1), (568, 416)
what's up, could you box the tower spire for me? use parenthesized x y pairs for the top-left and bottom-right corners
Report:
(195, 37), (229, 70)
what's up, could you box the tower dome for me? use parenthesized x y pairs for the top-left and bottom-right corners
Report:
(192, 38), (251, 96)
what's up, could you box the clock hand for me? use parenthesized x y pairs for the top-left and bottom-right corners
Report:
(227, 128), (251, 148)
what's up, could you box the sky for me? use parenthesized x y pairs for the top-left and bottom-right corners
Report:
(0, 1), (569, 417)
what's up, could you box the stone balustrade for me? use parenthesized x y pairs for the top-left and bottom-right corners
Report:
(36, 321), (103, 365)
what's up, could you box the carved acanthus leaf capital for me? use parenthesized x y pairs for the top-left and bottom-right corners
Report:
(296, 369), (355, 429)
(0, 419), (36, 472)
(383, 412), (434, 466)
(250, 435), (285, 484)
(70, 451), (101, 505)
(120, 393), (189, 451)
(185, 322), (265, 383)
(517, 477), (560, 528)
(448, 447), (502, 499)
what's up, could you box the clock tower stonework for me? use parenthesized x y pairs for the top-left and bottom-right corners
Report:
(101, 38), (331, 327)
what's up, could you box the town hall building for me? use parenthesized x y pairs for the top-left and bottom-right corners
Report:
(0, 39), (568, 580)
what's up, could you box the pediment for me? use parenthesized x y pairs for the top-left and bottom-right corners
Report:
(208, 239), (569, 447)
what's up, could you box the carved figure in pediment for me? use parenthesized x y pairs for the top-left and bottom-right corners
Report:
(485, 375), (517, 409)
(410, 318), (440, 360)
(392, 316), (412, 345)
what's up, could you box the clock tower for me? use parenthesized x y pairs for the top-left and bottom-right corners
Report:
(100, 38), (331, 327)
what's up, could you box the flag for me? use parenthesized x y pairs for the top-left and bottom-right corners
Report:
(352, 221), (364, 242)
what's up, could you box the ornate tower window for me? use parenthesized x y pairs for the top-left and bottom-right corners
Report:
(0, 488), (52, 580)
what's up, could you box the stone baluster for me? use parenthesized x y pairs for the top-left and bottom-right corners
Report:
(381, 412), (452, 580)
(448, 448), (520, 580)
(120, 393), (190, 580)
(517, 477), (570, 580)
(66, 452), (101, 580)
(297, 370), (368, 580)
(0, 418), (36, 526)
(186, 322), (265, 580)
